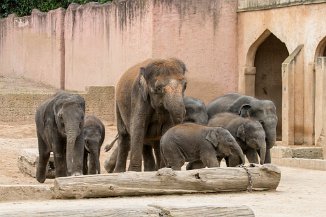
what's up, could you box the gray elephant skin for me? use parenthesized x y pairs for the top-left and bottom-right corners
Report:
(83, 115), (105, 175)
(104, 95), (208, 173)
(35, 91), (85, 183)
(114, 58), (187, 172)
(208, 112), (266, 166)
(183, 96), (208, 125)
(207, 93), (277, 163)
(160, 123), (245, 170)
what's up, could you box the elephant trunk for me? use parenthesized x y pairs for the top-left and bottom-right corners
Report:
(259, 141), (267, 165)
(65, 124), (81, 176)
(165, 94), (185, 125)
(88, 148), (101, 174)
(232, 143), (245, 165)
(264, 117), (277, 149)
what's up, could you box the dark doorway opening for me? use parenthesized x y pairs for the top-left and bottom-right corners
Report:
(254, 33), (289, 141)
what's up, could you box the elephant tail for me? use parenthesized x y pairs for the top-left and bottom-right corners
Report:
(104, 134), (119, 152)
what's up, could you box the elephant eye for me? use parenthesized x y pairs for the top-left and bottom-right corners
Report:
(155, 85), (164, 94)
(183, 80), (187, 91)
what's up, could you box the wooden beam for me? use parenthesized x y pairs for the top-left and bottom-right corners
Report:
(53, 164), (281, 199)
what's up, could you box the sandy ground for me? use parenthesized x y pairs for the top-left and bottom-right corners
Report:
(0, 76), (326, 216)
(0, 120), (326, 217)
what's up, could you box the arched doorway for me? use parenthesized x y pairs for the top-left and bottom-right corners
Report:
(254, 33), (289, 141)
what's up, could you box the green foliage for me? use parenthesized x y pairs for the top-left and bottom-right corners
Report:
(0, 0), (112, 18)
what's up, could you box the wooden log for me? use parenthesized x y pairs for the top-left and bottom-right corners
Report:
(53, 164), (281, 199)
(17, 148), (55, 179)
(0, 204), (254, 217)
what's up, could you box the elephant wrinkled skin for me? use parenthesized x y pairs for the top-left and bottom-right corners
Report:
(160, 123), (245, 170)
(83, 115), (105, 175)
(208, 112), (266, 166)
(207, 93), (277, 163)
(104, 95), (209, 173)
(114, 58), (187, 172)
(35, 91), (85, 183)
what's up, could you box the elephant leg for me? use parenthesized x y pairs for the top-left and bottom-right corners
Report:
(36, 135), (51, 183)
(114, 134), (130, 173)
(246, 148), (259, 164)
(160, 142), (185, 170)
(200, 145), (220, 168)
(104, 147), (118, 173)
(153, 142), (161, 169)
(53, 140), (68, 178)
(143, 144), (156, 171)
(83, 151), (88, 175)
(227, 154), (242, 167)
(186, 160), (205, 170)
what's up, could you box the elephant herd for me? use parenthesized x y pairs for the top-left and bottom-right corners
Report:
(35, 58), (278, 183)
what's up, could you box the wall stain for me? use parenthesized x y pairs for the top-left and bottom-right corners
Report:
(153, 0), (222, 35)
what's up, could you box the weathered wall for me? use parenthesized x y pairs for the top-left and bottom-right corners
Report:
(152, 0), (238, 103)
(0, 86), (115, 123)
(0, 0), (238, 104)
(64, 1), (153, 91)
(0, 9), (65, 89)
(238, 2), (326, 146)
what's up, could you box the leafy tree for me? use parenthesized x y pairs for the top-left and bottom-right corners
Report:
(0, 0), (112, 18)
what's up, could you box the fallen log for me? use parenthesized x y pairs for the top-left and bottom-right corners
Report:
(17, 148), (55, 179)
(53, 164), (281, 199)
(0, 203), (254, 217)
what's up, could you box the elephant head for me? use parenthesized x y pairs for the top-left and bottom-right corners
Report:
(236, 120), (267, 164)
(184, 96), (208, 125)
(54, 95), (85, 175)
(206, 127), (245, 164)
(139, 58), (187, 125)
(239, 100), (277, 162)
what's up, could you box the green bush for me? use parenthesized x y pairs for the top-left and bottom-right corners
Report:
(0, 0), (112, 18)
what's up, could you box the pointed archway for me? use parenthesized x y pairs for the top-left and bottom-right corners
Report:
(254, 33), (289, 140)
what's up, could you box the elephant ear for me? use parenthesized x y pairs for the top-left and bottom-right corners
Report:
(205, 129), (219, 148)
(236, 124), (246, 142)
(139, 67), (149, 101)
(239, 104), (251, 117)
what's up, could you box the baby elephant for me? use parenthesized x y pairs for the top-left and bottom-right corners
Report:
(160, 123), (245, 170)
(83, 115), (105, 174)
(208, 112), (266, 166)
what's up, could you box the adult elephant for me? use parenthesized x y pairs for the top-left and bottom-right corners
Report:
(83, 115), (105, 175)
(35, 91), (85, 183)
(207, 93), (277, 163)
(114, 58), (187, 172)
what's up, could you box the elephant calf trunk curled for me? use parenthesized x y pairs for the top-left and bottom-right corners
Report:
(83, 115), (105, 175)
(160, 123), (245, 170)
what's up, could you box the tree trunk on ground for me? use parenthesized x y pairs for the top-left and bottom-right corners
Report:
(53, 164), (281, 199)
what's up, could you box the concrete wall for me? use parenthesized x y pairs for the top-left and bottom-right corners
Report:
(0, 9), (65, 89)
(237, 2), (326, 145)
(64, 1), (153, 91)
(0, 0), (238, 104)
(152, 0), (238, 103)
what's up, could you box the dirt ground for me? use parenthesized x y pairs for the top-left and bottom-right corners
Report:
(0, 76), (326, 216)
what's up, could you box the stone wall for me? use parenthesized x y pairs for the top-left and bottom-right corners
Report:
(0, 86), (115, 123)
